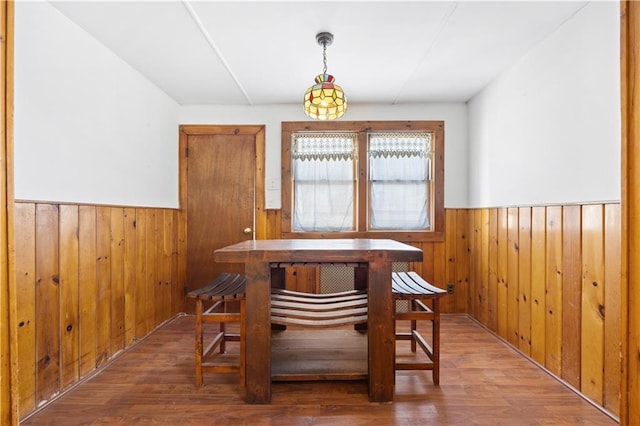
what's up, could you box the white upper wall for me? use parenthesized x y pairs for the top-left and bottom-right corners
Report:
(14, 0), (620, 211)
(15, 0), (467, 210)
(14, 1), (180, 208)
(179, 103), (468, 209)
(467, 1), (620, 208)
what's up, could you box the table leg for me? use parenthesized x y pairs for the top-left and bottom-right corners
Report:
(270, 266), (286, 331)
(244, 260), (271, 403)
(367, 256), (395, 402)
(354, 264), (368, 332)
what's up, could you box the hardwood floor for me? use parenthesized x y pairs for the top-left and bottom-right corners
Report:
(22, 314), (617, 425)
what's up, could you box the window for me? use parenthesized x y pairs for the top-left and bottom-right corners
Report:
(281, 121), (444, 242)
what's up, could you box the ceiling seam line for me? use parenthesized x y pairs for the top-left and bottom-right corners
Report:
(392, 2), (459, 105)
(181, 0), (253, 105)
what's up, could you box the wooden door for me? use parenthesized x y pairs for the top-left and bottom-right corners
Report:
(180, 125), (265, 297)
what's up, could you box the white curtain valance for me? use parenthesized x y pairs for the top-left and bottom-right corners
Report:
(369, 132), (432, 159)
(292, 133), (357, 161)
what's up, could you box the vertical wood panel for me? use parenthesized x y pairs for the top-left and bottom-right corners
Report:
(123, 208), (137, 346)
(171, 210), (182, 315)
(13, 203), (36, 416)
(545, 206), (563, 376)
(135, 210), (148, 339)
(581, 204), (605, 405)
(421, 243), (435, 285)
(487, 209), (498, 332)
(604, 203), (621, 416)
(518, 207), (531, 356)
(433, 241), (447, 311)
(562, 205), (582, 388)
(154, 210), (164, 326)
(59, 205), (79, 389)
(455, 210), (469, 313)
(95, 207), (111, 368)
(12, 202), (186, 420)
(469, 210), (480, 318)
(506, 207), (519, 346)
(445, 209), (457, 313)
(78, 206), (96, 376)
(146, 210), (157, 330)
(289, 266), (318, 293)
(480, 209), (490, 326)
(35, 204), (60, 402)
(178, 207), (188, 310)
(496, 208), (508, 339)
(110, 208), (125, 354)
(178, 208), (188, 313)
(161, 210), (173, 319)
(530, 206), (546, 365)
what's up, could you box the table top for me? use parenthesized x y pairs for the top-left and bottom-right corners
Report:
(214, 238), (423, 263)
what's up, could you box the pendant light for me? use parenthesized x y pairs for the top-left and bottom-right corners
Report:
(303, 32), (347, 120)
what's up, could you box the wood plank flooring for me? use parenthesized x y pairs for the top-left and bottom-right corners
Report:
(22, 314), (617, 425)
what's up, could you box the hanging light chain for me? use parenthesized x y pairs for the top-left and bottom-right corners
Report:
(322, 40), (328, 74)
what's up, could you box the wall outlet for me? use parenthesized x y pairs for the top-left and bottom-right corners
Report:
(447, 283), (455, 294)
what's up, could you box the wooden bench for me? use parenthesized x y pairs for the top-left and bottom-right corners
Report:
(187, 272), (246, 387)
(271, 288), (368, 328)
(392, 271), (447, 384)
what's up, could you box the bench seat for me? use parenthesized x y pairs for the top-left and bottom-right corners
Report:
(187, 272), (246, 387)
(392, 271), (447, 384)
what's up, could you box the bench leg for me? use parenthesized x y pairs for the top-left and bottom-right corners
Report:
(219, 321), (226, 354)
(432, 298), (440, 385)
(410, 299), (418, 353)
(195, 299), (203, 387)
(239, 299), (246, 388)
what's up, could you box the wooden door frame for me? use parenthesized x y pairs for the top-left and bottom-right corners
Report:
(621, 1), (639, 424)
(178, 125), (267, 244)
(2, 2), (15, 425)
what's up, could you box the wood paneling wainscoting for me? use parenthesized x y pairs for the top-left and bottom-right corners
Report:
(12, 203), (621, 420)
(11, 201), (186, 418)
(464, 204), (621, 418)
(267, 204), (621, 418)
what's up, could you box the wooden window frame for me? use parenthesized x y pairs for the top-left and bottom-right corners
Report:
(281, 120), (444, 243)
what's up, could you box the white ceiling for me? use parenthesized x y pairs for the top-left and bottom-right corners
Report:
(49, 0), (590, 106)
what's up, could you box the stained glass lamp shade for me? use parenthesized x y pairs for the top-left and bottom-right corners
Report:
(303, 32), (347, 120)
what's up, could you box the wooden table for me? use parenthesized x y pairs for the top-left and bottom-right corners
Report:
(214, 238), (423, 403)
